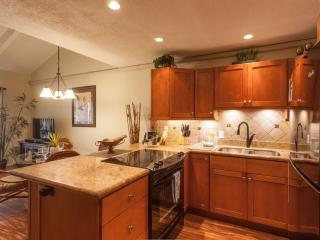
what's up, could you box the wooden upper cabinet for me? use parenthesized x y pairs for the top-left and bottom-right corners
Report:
(189, 153), (209, 211)
(289, 58), (318, 108)
(151, 68), (171, 120)
(195, 69), (214, 119)
(248, 60), (287, 107)
(170, 68), (195, 119)
(215, 64), (248, 108)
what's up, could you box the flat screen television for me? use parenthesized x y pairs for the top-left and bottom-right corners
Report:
(33, 118), (54, 140)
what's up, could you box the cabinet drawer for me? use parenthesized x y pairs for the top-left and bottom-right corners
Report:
(247, 159), (287, 178)
(102, 176), (148, 224)
(190, 153), (209, 160)
(210, 155), (246, 172)
(102, 197), (147, 240)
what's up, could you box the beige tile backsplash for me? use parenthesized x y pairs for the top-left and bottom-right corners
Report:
(156, 109), (316, 150)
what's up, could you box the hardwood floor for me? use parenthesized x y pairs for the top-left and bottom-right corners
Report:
(0, 198), (27, 240)
(167, 214), (288, 240)
(0, 198), (287, 240)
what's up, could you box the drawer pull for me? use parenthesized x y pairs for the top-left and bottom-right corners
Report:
(200, 203), (205, 208)
(242, 176), (246, 181)
(204, 157), (208, 161)
(247, 177), (252, 181)
(128, 225), (134, 233)
(128, 194), (135, 201)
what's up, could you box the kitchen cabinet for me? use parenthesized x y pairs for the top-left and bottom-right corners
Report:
(248, 60), (287, 107)
(151, 68), (171, 120)
(210, 169), (247, 219)
(209, 155), (288, 230)
(210, 155), (247, 219)
(247, 174), (287, 229)
(29, 176), (148, 240)
(215, 64), (248, 108)
(189, 153), (209, 211)
(170, 68), (195, 118)
(288, 58), (318, 108)
(195, 69), (214, 118)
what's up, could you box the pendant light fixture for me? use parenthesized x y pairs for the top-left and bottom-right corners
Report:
(40, 47), (75, 99)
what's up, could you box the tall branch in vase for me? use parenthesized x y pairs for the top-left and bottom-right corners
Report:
(126, 103), (141, 144)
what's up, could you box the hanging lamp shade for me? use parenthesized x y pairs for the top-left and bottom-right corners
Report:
(39, 47), (74, 100)
(64, 89), (76, 99)
(40, 87), (53, 98)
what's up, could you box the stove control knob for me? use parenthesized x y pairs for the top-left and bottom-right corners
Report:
(158, 161), (164, 166)
(153, 163), (160, 169)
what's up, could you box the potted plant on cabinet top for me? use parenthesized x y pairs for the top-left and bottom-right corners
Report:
(0, 90), (37, 169)
(48, 132), (61, 153)
(153, 54), (176, 68)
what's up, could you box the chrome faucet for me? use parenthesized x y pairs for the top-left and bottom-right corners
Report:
(294, 123), (304, 152)
(237, 121), (255, 148)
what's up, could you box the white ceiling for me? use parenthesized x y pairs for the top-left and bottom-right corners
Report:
(0, 0), (319, 67)
(0, 25), (57, 73)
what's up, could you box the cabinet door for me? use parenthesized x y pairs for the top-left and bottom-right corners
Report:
(195, 69), (214, 119)
(248, 60), (287, 107)
(151, 68), (171, 120)
(189, 154), (209, 211)
(170, 68), (195, 118)
(247, 174), (288, 229)
(215, 64), (248, 108)
(289, 58), (317, 108)
(210, 169), (247, 219)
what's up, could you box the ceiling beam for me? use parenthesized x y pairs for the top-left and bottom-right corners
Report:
(0, 28), (19, 55)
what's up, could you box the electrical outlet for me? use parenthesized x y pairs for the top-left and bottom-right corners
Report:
(227, 123), (231, 127)
(274, 124), (279, 128)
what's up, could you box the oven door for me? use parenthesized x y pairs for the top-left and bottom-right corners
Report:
(150, 164), (184, 239)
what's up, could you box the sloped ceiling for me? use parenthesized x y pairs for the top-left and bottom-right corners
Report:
(0, 0), (319, 67)
(0, 25), (57, 73)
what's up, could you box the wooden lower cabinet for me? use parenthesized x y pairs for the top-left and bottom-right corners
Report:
(207, 155), (288, 231)
(184, 155), (189, 212)
(29, 176), (148, 240)
(210, 169), (247, 219)
(189, 153), (209, 211)
(247, 174), (288, 229)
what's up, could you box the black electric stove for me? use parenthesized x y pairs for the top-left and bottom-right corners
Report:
(102, 149), (185, 239)
(101, 149), (183, 171)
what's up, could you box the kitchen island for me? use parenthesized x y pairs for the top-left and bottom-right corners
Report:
(11, 155), (149, 240)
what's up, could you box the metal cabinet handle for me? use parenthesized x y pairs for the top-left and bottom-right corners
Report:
(209, 111), (213, 115)
(242, 176), (247, 181)
(128, 225), (134, 233)
(200, 203), (205, 208)
(128, 194), (135, 201)
(247, 177), (252, 181)
(248, 100), (252, 104)
(243, 100), (247, 104)
(204, 157), (208, 161)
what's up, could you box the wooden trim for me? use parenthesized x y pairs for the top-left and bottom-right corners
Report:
(72, 85), (96, 127)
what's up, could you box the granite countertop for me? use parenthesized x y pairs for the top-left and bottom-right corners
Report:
(10, 155), (149, 199)
(10, 143), (317, 199)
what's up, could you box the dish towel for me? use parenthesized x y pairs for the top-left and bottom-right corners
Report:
(172, 171), (181, 204)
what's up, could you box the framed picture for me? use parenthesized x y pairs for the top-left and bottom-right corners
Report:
(72, 85), (96, 127)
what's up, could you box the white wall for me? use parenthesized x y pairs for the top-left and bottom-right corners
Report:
(30, 43), (319, 153)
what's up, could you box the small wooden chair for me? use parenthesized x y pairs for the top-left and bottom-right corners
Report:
(46, 150), (80, 162)
(0, 170), (27, 203)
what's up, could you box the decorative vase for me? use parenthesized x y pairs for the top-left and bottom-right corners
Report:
(0, 159), (7, 170)
(49, 147), (59, 154)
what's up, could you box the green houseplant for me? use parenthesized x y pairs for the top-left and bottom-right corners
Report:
(153, 54), (176, 68)
(0, 91), (36, 169)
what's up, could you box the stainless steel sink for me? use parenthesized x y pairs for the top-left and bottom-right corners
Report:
(289, 152), (312, 159)
(218, 147), (243, 154)
(218, 147), (280, 157)
(244, 149), (280, 156)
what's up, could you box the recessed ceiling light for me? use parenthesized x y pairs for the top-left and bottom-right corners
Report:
(154, 37), (164, 43)
(243, 34), (254, 40)
(108, 1), (120, 10)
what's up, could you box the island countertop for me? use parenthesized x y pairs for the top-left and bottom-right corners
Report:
(10, 155), (149, 199)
